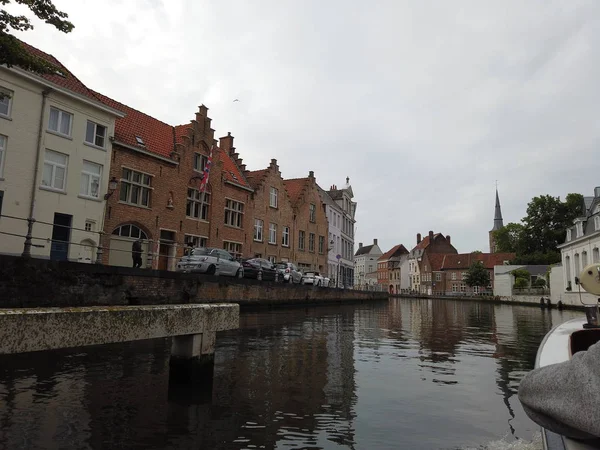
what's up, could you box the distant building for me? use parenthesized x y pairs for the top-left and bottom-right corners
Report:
(409, 231), (457, 294)
(493, 264), (549, 297)
(555, 186), (600, 305)
(489, 188), (504, 253)
(441, 252), (515, 296)
(377, 244), (409, 294)
(354, 238), (382, 289)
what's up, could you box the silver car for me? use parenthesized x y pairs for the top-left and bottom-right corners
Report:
(176, 247), (243, 277)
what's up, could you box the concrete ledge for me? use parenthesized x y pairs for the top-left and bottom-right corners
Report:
(0, 304), (239, 354)
(391, 293), (584, 310)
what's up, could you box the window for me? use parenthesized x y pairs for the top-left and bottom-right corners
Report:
(269, 223), (277, 244)
(112, 224), (148, 239)
(473, 286), (480, 294)
(319, 235), (324, 254)
(85, 121), (107, 148)
(0, 190), (3, 217)
(452, 284), (457, 293)
(282, 226), (290, 247)
(583, 251), (588, 268)
(184, 235), (207, 254)
(452, 272), (457, 280)
(193, 153), (208, 172)
(270, 187), (278, 208)
(48, 107), (72, 137)
(309, 233), (315, 252)
(436, 273), (441, 282)
(80, 161), (102, 198)
(299, 230), (305, 250)
(309, 203), (316, 222)
(223, 241), (242, 259)
(576, 223), (583, 238)
(135, 136), (145, 146)
(84, 220), (95, 232)
(42, 149), (68, 190)
(224, 199), (244, 228)
(0, 89), (12, 118)
(186, 188), (210, 220)
(595, 216), (600, 231)
(254, 219), (264, 241)
(565, 255), (571, 286)
(460, 283), (466, 293)
(120, 168), (152, 207)
(566, 229), (572, 241)
(0, 135), (5, 177)
(593, 248), (600, 263)
(461, 272), (467, 280)
(575, 253), (580, 278)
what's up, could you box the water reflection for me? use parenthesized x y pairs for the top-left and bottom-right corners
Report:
(0, 299), (581, 450)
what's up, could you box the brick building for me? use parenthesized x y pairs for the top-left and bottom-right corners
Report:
(246, 159), (294, 263)
(377, 244), (409, 294)
(283, 172), (328, 274)
(409, 231), (457, 294)
(441, 252), (515, 295)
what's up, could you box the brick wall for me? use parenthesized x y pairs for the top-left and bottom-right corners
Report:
(0, 255), (388, 309)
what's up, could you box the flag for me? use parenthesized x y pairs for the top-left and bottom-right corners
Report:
(198, 146), (214, 193)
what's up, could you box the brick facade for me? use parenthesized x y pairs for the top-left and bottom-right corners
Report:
(246, 159), (294, 262)
(441, 252), (515, 295)
(412, 232), (457, 295)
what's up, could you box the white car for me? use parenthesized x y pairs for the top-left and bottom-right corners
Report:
(302, 271), (330, 287)
(176, 247), (243, 277)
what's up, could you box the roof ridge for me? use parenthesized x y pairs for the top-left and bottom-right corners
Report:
(92, 89), (175, 128)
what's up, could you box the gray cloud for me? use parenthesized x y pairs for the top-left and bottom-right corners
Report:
(13, 0), (600, 253)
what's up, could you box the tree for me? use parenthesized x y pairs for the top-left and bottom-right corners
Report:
(465, 261), (490, 289)
(1, 0), (74, 74)
(492, 222), (526, 255)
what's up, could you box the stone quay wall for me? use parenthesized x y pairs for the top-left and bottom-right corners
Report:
(391, 293), (583, 310)
(0, 255), (388, 309)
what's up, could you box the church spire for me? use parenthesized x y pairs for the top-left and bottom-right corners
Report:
(492, 188), (504, 231)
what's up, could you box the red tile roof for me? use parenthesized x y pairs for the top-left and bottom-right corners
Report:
(219, 149), (251, 189)
(427, 253), (447, 271)
(283, 177), (310, 205)
(174, 124), (190, 145)
(378, 244), (409, 261)
(93, 91), (175, 159)
(412, 233), (445, 251)
(441, 252), (516, 270)
(246, 169), (269, 190)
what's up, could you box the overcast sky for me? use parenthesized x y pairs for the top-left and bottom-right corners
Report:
(11, 0), (600, 254)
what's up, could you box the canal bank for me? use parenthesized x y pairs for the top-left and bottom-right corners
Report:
(0, 255), (388, 310)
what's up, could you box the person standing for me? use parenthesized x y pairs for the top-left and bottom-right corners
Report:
(132, 239), (143, 268)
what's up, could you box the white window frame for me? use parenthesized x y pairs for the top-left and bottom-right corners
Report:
(473, 286), (480, 294)
(595, 216), (600, 231)
(120, 168), (152, 207)
(435, 272), (441, 282)
(85, 120), (107, 148)
(48, 106), (73, 137)
(576, 223), (583, 238)
(270, 187), (278, 208)
(224, 198), (244, 228)
(309, 203), (316, 222)
(268, 223), (276, 244)
(41, 149), (68, 191)
(193, 153), (208, 172)
(282, 226), (290, 247)
(566, 229), (572, 241)
(84, 220), (95, 232)
(593, 248), (600, 264)
(186, 187), (210, 220)
(80, 160), (102, 199)
(452, 272), (457, 281)
(0, 88), (12, 119)
(184, 234), (208, 253)
(0, 135), (6, 178)
(254, 219), (264, 241)
(223, 241), (242, 259)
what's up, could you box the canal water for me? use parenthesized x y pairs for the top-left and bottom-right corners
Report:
(0, 299), (581, 450)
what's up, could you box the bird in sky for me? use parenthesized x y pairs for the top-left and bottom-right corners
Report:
(233, 99), (240, 102)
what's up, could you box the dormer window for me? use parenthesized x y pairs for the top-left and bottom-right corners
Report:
(576, 222), (583, 238)
(566, 229), (572, 241)
(135, 136), (145, 146)
(595, 216), (600, 231)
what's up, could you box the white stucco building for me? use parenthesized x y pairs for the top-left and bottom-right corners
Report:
(353, 238), (382, 289)
(0, 41), (123, 262)
(553, 187), (600, 305)
(318, 179), (356, 287)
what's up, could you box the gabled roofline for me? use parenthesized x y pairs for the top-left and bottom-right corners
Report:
(3, 66), (125, 118)
(224, 180), (254, 193)
(112, 140), (179, 165)
(557, 229), (600, 249)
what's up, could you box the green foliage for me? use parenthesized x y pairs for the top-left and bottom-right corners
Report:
(0, 0), (74, 73)
(514, 278), (529, 289)
(471, 250), (482, 254)
(510, 268), (530, 280)
(493, 193), (584, 265)
(532, 278), (546, 287)
(465, 261), (491, 288)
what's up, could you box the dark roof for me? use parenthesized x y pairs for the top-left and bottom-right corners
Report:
(355, 244), (375, 256)
(378, 244), (409, 261)
(491, 189), (504, 231)
(522, 265), (549, 276)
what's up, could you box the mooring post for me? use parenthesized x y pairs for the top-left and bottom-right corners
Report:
(170, 331), (217, 383)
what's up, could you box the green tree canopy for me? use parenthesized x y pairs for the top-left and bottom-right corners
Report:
(465, 261), (491, 288)
(492, 193), (584, 265)
(1, 0), (74, 74)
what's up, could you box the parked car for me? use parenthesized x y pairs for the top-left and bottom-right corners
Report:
(176, 247), (243, 277)
(301, 271), (330, 287)
(241, 258), (277, 281)
(275, 262), (302, 284)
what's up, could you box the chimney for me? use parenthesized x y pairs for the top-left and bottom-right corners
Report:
(373, 238), (378, 246)
(446, 235), (451, 245)
(429, 230), (434, 240)
(309, 170), (314, 178)
(595, 187), (600, 198)
(270, 158), (277, 168)
(359, 242), (363, 249)
(417, 233), (421, 244)
(219, 132), (234, 154)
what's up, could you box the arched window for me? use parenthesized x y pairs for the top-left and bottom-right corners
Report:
(112, 224), (148, 240)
